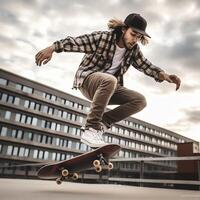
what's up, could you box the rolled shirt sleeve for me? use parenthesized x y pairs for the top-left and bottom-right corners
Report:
(53, 31), (103, 54)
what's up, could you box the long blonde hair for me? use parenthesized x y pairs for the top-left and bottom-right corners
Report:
(108, 18), (149, 46)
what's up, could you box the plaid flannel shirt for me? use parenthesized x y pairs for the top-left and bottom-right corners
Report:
(53, 30), (164, 89)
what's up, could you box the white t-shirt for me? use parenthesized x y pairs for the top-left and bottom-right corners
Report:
(106, 45), (126, 74)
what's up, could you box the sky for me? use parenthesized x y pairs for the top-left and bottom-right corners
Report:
(0, 0), (200, 142)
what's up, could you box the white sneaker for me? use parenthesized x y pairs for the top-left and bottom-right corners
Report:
(81, 127), (107, 148)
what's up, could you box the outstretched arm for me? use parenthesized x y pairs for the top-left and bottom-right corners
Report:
(35, 31), (103, 66)
(158, 71), (181, 91)
(132, 45), (181, 91)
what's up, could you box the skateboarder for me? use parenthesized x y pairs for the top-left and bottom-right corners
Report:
(35, 13), (181, 148)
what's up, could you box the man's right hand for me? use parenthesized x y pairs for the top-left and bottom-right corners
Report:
(35, 45), (55, 66)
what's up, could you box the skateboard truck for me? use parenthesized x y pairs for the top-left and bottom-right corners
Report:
(56, 168), (79, 185)
(93, 153), (113, 172)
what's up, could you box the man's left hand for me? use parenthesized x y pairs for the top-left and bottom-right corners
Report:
(159, 72), (181, 91)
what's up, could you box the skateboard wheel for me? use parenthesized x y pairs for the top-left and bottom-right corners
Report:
(56, 178), (62, 185)
(93, 160), (100, 167)
(95, 166), (102, 173)
(108, 162), (113, 170)
(72, 173), (79, 180)
(62, 169), (69, 177)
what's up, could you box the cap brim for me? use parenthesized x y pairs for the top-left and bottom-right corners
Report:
(131, 27), (151, 38)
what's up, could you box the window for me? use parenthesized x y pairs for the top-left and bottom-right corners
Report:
(14, 97), (20, 105)
(35, 103), (41, 111)
(124, 130), (129, 136)
(42, 135), (47, 144)
(33, 150), (38, 159)
(24, 100), (30, 108)
(21, 114), (26, 123)
(78, 116), (84, 123)
(1, 93), (8, 102)
(7, 145), (13, 155)
(80, 143), (87, 151)
(56, 124), (61, 132)
(47, 136), (52, 145)
(24, 148), (29, 157)
(75, 142), (80, 150)
(63, 111), (67, 119)
(76, 128), (81, 136)
(68, 141), (72, 148)
(65, 100), (70, 106)
(63, 125), (68, 133)
(69, 127), (76, 135)
(26, 116), (32, 125)
(37, 134), (42, 143)
(19, 147), (25, 157)
(56, 153), (61, 161)
(44, 93), (57, 101)
(0, 127), (7, 136)
(120, 139), (125, 146)
(41, 120), (45, 128)
(125, 151), (130, 158)
(55, 138), (60, 146)
(5, 111), (11, 120)
(38, 150), (44, 159)
(30, 102), (35, 109)
(58, 110), (62, 117)
(52, 153), (56, 160)
(51, 122), (56, 130)
(69, 101), (73, 107)
(51, 95), (57, 101)
(44, 151), (49, 160)
(22, 86), (33, 94)
(0, 78), (7, 85)
(17, 130), (23, 139)
(32, 117), (38, 126)
(27, 132), (33, 140)
(45, 121), (51, 129)
(45, 93), (51, 100)
(78, 104), (83, 110)
(7, 96), (14, 104)
(48, 107), (54, 115)
(16, 84), (22, 91)
(61, 154), (65, 161)
(43, 105), (48, 113)
(11, 129), (17, 138)
(61, 99), (66, 105)
(13, 146), (19, 156)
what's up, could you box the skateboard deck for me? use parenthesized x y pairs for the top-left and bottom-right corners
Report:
(37, 144), (121, 184)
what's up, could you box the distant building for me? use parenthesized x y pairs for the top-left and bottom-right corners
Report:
(0, 69), (199, 181)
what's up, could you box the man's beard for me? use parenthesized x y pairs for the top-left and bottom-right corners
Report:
(122, 32), (135, 50)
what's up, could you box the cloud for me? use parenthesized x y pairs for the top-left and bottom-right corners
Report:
(164, 106), (200, 141)
(181, 107), (200, 124)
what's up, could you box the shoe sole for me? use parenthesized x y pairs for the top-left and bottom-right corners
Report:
(80, 138), (106, 148)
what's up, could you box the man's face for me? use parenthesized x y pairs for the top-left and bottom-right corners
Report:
(122, 28), (142, 49)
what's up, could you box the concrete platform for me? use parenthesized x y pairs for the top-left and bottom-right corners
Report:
(0, 178), (200, 200)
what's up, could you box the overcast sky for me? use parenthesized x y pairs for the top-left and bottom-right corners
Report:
(0, 0), (200, 141)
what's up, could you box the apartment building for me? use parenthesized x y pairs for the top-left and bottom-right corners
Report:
(0, 68), (198, 180)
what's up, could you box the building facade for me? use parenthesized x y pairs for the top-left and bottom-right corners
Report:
(0, 69), (199, 181)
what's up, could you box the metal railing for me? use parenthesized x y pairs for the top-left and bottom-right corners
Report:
(110, 156), (200, 188)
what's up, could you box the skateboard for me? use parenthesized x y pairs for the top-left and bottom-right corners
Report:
(37, 144), (121, 184)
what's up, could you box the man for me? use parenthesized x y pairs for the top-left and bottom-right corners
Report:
(35, 13), (181, 148)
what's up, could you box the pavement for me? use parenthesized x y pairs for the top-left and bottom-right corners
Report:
(0, 178), (200, 200)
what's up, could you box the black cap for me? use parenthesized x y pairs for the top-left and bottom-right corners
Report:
(124, 13), (151, 38)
